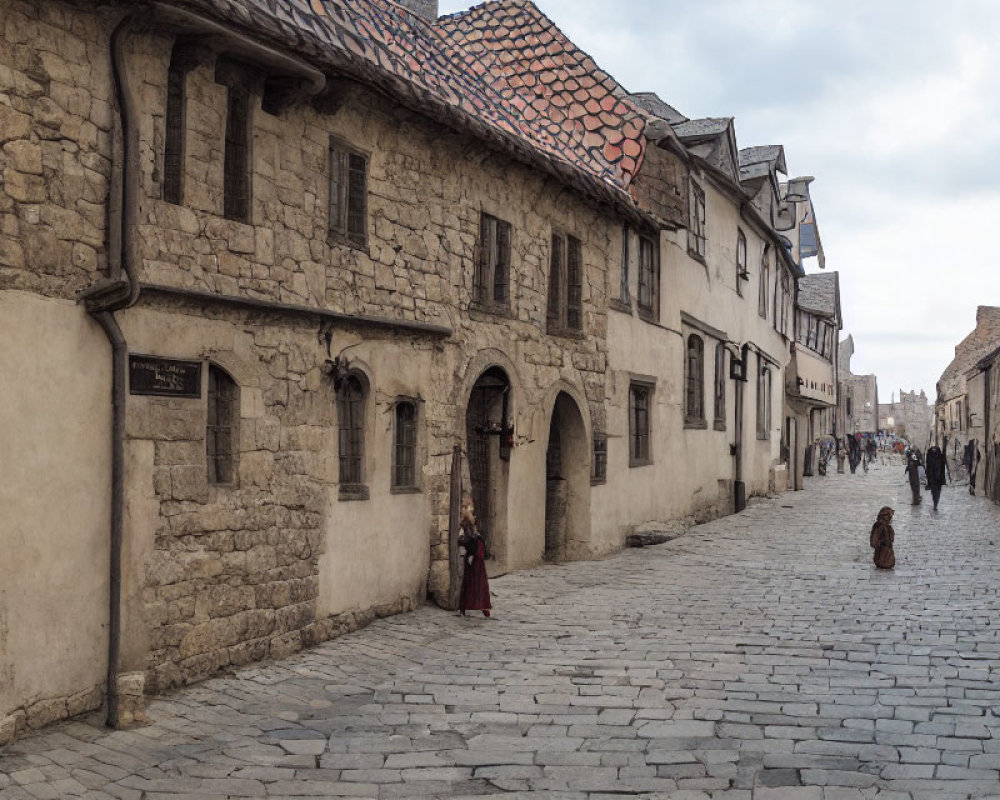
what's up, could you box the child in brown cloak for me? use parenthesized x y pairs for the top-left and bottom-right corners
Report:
(870, 506), (895, 570)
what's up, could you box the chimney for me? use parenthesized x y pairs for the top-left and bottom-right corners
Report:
(398, 0), (439, 22)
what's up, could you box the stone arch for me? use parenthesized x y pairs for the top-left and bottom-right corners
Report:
(456, 348), (524, 421)
(463, 363), (514, 574)
(542, 388), (592, 562)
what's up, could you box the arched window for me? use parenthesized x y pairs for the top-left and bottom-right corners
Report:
(207, 365), (239, 485)
(685, 334), (705, 424)
(736, 229), (747, 296)
(337, 374), (367, 493)
(714, 342), (726, 429)
(392, 400), (418, 490)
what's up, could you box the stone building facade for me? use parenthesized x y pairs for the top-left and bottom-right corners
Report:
(878, 389), (932, 448)
(935, 306), (1000, 476)
(787, 271), (840, 481)
(966, 345), (1000, 503)
(838, 336), (879, 437)
(0, 0), (823, 739)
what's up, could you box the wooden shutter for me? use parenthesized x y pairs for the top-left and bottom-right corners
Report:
(163, 64), (186, 205)
(474, 213), (489, 302)
(548, 234), (563, 328)
(328, 146), (345, 236)
(223, 87), (251, 222)
(566, 236), (582, 330)
(346, 153), (367, 246)
(494, 219), (510, 305)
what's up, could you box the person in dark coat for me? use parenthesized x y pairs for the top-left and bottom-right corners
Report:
(458, 493), (491, 617)
(904, 451), (922, 504)
(870, 506), (896, 569)
(924, 445), (948, 510)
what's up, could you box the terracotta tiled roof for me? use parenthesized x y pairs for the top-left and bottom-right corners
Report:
(436, 0), (647, 189)
(166, 0), (648, 218)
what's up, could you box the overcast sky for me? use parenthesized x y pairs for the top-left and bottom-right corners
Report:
(440, 0), (1000, 403)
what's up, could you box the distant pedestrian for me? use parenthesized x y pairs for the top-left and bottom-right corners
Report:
(458, 492), (492, 618)
(870, 506), (896, 570)
(904, 452), (922, 505)
(924, 445), (948, 510)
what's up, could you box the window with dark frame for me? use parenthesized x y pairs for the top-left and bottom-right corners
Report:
(629, 382), (652, 465)
(591, 433), (608, 483)
(163, 59), (187, 206)
(637, 233), (659, 319)
(687, 180), (706, 259)
(757, 359), (771, 440)
(329, 139), (368, 249)
(736, 229), (747, 296)
(758, 245), (770, 318)
(223, 86), (251, 222)
(714, 342), (726, 430)
(475, 212), (512, 308)
(685, 334), (705, 425)
(337, 374), (366, 488)
(547, 232), (583, 333)
(619, 224), (631, 305)
(207, 365), (238, 485)
(780, 272), (791, 335)
(392, 400), (417, 490)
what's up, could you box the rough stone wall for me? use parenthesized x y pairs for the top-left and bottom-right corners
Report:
(629, 144), (685, 229)
(0, 0), (112, 298)
(937, 306), (1000, 403)
(130, 30), (617, 688)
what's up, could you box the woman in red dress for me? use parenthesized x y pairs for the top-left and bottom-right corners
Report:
(458, 497), (492, 617)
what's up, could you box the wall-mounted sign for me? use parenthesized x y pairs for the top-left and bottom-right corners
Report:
(129, 355), (201, 398)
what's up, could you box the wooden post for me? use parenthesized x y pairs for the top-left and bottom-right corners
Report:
(447, 445), (462, 610)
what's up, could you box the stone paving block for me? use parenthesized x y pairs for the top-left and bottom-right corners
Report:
(5, 467), (1000, 797)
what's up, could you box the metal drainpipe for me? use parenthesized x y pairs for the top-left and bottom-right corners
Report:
(78, 8), (144, 728)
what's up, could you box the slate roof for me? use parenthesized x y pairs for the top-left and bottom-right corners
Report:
(797, 272), (839, 318)
(437, 0), (647, 189)
(739, 145), (786, 170)
(630, 92), (688, 125)
(171, 0), (647, 216)
(671, 117), (733, 141)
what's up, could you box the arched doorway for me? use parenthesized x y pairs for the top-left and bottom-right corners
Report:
(544, 391), (589, 561)
(465, 367), (511, 573)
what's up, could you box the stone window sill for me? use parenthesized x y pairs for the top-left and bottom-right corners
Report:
(629, 458), (653, 468)
(547, 326), (585, 340)
(688, 248), (707, 265)
(713, 420), (727, 432)
(590, 475), (607, 486)
(338, 483), (370, 501)
(469, 301), (515, 320)
(327, 232), (368, 254)
(637, 308), (658, 325)
(609, 298), (632, 315)
(390, 485), (422, 495)
(684, 417), (708, 430)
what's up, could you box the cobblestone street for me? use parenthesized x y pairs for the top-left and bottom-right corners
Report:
(4, 460), (1000, 799)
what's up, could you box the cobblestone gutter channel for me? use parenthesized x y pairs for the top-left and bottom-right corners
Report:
(3, 460), (1000, 798)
